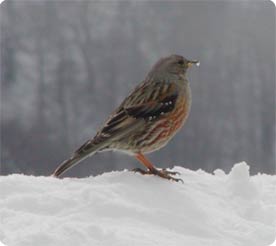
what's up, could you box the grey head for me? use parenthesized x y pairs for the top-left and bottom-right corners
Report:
(146, 54), (199, 81)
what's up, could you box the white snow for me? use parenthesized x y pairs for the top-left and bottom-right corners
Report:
(0, 162), (275, 246)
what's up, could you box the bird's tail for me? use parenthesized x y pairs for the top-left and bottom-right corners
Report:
(52, 155), (85, 178)
(52, 139), (106, 178)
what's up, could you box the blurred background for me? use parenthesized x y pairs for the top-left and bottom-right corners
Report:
(1, 1), (275, 177)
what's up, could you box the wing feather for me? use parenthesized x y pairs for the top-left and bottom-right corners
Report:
(100, 81), (178, 135)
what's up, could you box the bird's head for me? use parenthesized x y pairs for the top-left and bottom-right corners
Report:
(147, 54), (199, 80)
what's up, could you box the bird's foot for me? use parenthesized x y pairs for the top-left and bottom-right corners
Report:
(132, 167), (183, 183)
(161, 168), (181, 176)
(132, 168), (151, 175)
(151, 168), (183, 183)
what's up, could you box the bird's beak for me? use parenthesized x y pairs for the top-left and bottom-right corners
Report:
(187, 60), (200, 68)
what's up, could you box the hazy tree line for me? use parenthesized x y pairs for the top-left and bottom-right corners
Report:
(1, 1), (275, 176)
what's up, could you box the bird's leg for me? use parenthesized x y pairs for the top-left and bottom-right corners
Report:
(133, 153), (183, 183)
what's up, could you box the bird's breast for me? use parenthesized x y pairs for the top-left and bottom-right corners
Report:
(162, 89), (189, 137)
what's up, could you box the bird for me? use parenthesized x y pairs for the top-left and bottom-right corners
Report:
(52, 54), (199, 182)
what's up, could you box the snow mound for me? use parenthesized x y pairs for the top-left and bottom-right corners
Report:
(1, 162), (275, 246)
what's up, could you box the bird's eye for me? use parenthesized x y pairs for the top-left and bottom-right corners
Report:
(178, 60), (184, 65)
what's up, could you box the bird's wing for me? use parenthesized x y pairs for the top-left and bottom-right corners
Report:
(101, 81), (178, 134)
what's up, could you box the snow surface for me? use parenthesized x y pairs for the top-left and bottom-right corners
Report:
(0, 162), (275, 246)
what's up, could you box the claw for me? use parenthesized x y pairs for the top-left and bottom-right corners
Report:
(170, 177), (184, 183)
(161, 168), (181, 176)
(159, 172), (184, 183)
(132, 168), (149, 175)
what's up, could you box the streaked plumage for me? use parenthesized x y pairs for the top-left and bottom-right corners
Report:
(52, 54), (199, 181)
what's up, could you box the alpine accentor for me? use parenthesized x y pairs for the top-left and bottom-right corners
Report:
(52, 54), (199, 182)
